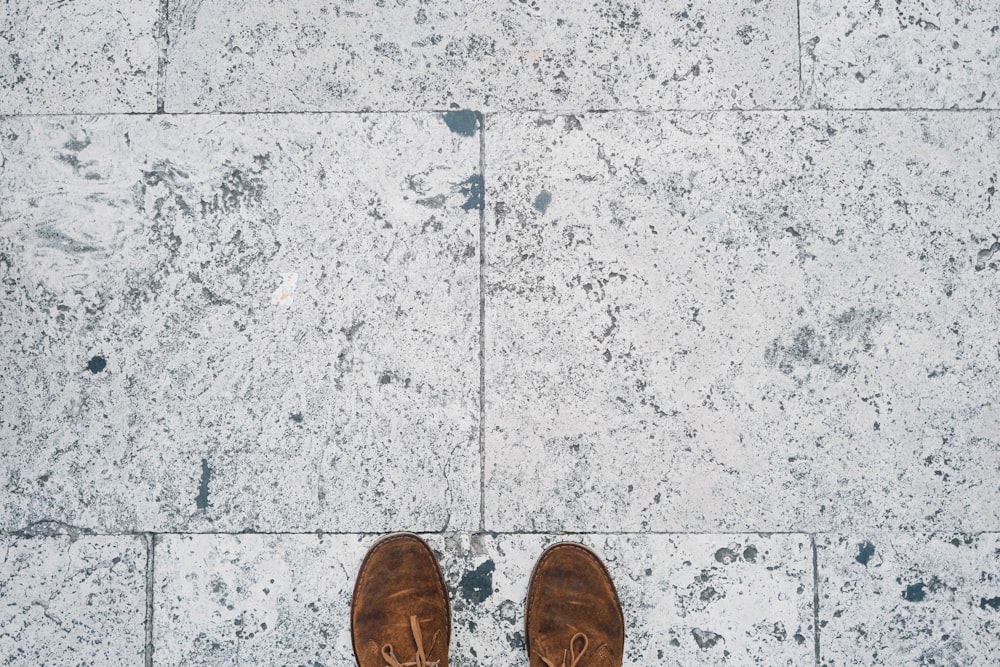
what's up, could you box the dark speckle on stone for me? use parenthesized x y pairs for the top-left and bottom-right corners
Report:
(903, 582), (927, 602)
(341, 320), (364, 342)
(195, 458), (212, 510)
(416, 194), (448, 209)
(736, 24), (755, 45)
(714, 547), (737, 564)
(87, 355), (107, 373)
(742, 545), (758, 563)
(855, 540), (875, 566)
(975, 241), (1000, 270)
(767, 325), (823, 374)
(442, 110), (480, 137)
(289, 412), (303, 423)
(458, 174), (484, 212)
(533, 190), (552, 213)
(63, 132), (91, 152)
(691, 627), (723, 650)
(980, 596), (1000, 611)
(379, 372), (393, 384)
(459, 559), (495, 604)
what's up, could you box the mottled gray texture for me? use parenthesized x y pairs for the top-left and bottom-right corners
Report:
(155, 532), (813, 666)
(0, 535), (147, 665)
(4, 1), (1000, 662)
(0, 113), (480, 533)
(154, 534), (369, 666)
(0, 0), (159, 114)
(818, 533), (1000, 665)
(802, 0), (1000, 109)
(445, 533), (814, 667)
(165, 0), (798, 112)
(485, 111), (1000, 533)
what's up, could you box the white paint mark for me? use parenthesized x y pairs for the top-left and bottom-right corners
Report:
(698, 210), (727, 227)
(271, 272), (297, 307)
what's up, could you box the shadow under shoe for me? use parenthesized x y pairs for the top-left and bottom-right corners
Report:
(526, 542), (625, 667)
(351, 533), (451, 667)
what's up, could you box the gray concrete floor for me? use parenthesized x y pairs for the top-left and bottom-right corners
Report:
(1, 1), (999, 665)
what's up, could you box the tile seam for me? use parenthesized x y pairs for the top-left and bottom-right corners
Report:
(145, 533), (155, 667)
(8, 529), (1000, 537)
(796, 0), (804, 107)
(155, 0), (169, 113)
(812, 533), (821, 667)
(478, 110), (487, 533)
(3, 108), (1000, 120)
(475, 111), (486, 532)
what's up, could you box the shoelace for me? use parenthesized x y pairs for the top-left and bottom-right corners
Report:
(381, 615), (440, 667)
(539, 632), (589, 667)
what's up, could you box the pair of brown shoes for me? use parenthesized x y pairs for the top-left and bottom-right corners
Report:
(352, 534), (625, 667)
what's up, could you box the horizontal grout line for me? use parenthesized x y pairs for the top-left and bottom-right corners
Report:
(2, 107), (1000, 120)
(7, 529), (1000, 538)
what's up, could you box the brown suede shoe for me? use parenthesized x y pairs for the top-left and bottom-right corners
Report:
(351, 533), (450, 667)
(526, 542), (625, 667)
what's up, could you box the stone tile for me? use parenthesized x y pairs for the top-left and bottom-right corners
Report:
(818, 533), (1000, 666)
(0, 113), (480, 532)
(154, 532), (813, 666)
(802, 0), (1000, 109)
(154, 534), (368, 666)
(446, 533), (815, 667)
(165, 0), (798, 112)
(0, 0), (159, 114)
(0, 535), (147, 665)
(485, 111), (1000, 532)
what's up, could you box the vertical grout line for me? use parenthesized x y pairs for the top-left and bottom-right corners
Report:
(478, 110), (487, 534)
(811, 534), (821, 667)
(155, 0), (170, 113)
(796, 0), (804, 107)
(144, 533), (155, 667)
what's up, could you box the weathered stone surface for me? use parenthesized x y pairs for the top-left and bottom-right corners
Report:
(0, 113), (481, 532)
(5, 3), (1000, 663)
(818, 533), (1000, 665)
(166, 0), (799, 112)
(155, 532), (814, 666)
(0, 0), (159, 114)
(0, 535), (147, 666)
(485, 111), (1000, 532)
(802, 0), (1000, 109)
